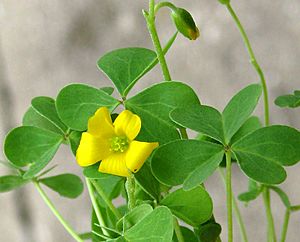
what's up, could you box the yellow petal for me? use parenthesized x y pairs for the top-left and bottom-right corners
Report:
(113, 110), (141, 140)
(99, 153), (130, 177)
(88, 107), (115, 138)
(126, 141), (159, 173)
(76, 132), (111, 167)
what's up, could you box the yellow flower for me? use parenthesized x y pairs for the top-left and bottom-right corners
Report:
(76, 107), (159, 177)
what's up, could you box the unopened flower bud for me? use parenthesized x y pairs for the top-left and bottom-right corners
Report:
(171, 8), (200, 40)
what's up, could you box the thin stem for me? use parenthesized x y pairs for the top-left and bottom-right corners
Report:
(179, 128), (188, 139)
(263, 187), (277, 242)
(90, 179), (122, 220)
(226, 151), (233, 242)
(226, 3), (269, 126)
(85, 178), (110, 237)
(290, 205), (300, 212)
(145, 0), (172, 81)
(33, 181), (83, 242)
(219, 169), (248, 242)
(126, 175), (136, 210)
(173, 217), (185, 242)
(154, 1), (177, 15)
(280, 209), (290, 242)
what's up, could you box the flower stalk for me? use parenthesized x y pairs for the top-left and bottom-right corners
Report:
(33, 181), (84, 242)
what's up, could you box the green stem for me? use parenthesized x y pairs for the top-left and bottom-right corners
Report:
(226, 4), (277, 241)
(33, 181), (83, 242)
(219, 169), (248, 242)
(290, 205), (300, 212)
(173, 217), (185, 242)
(145, 0), (172, 81)
(263, 187), (277, 242)
(154, 1), (177, 14)
(226, 151), (233, 242)
(226, 3), (269, 126)
(85, 178), (110, 237)
(126, 175), (136, 210)
(280, 209), (290, 242)
(79, 232), (93, 240)
(179, 128), (188, 139)
(90, 179), (122, 220)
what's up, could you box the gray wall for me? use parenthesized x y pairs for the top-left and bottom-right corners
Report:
(0, 0), (300, 241)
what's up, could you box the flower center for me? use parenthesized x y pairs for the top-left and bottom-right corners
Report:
(110, 136), (129, 153)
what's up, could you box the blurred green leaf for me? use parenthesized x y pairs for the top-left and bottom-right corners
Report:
(98, 48), (156, 96)
(170, 105), (225, 144)
(238, 179), (261, 202)
(183, 151), (224, 191)
(0, 175), (29, 192)
(100, 87), (114, 95)
(125, 82), (200, 144)
(69, 130), (82, 156)
(56, 84), (119, 131)
(232, 125), (300, 184)
(4, 126), (63, 179)
(230, 116), (262, 145)
(269, 186), (291, 208)
(161, 186), (213, 226)
(151, 139), (223, 186)
(232, 125), (300, 166)
(31, 96), (67, 133)
(40, 174), (84, 198)
(222, 84), (262, 143)
(198, 222), (222, 242)
(123, 206), (173, 242)
(134, 161), (161, 201)
(23, 107), (62, 135)
(275, 91), (300, 108)
(117, 204), (153, 231)
(173, 226), (199, 242)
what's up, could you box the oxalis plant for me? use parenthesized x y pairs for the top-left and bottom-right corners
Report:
(1, 0), (300, 242)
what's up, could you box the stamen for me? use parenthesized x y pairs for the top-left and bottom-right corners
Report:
(110, 136), (129, 153)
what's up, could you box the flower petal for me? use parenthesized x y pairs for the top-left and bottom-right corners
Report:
(126, 141), (159, 173)
(76, 132), (111, 167)
(113, 110), (141, 140)
(99, 153), (130, 177)
(88, 107), (115, 138)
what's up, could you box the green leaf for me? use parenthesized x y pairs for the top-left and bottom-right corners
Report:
(56, 84), (119, 131)
(4, 126), (63, 178)
(269, 186), (291, 208)
(234, 151), (287, 184)
(232, 125), (300, 166)
(198, 222), (222, 242)
(173, 226), (198, 242)
(31, 96), (68, 133)
(170, 105), (225, 144)
(134, 161), (161, 201)
(161, 186), (213, 226)
(230, 116), (262, 144)
(100, 86), (114, 95)
(222, 84), (262, 143)
(39, 174), (84, 198)
(23, 107), (62, 135)
(98, 48), (156, 96)
(275, 92), (300, 108)
(117, 204), (153, 231)
(69, 130), (82, 156)
(124, 206), (173, 242)
(183, 151), (224, 191)
(125, 82), (200, 144)
(151, 139), (223, 186)
(238, 179), (261, 202)
(0, 175), (29, 192)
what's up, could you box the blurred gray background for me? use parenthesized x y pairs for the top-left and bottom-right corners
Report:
(0, 0), (300, 241)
